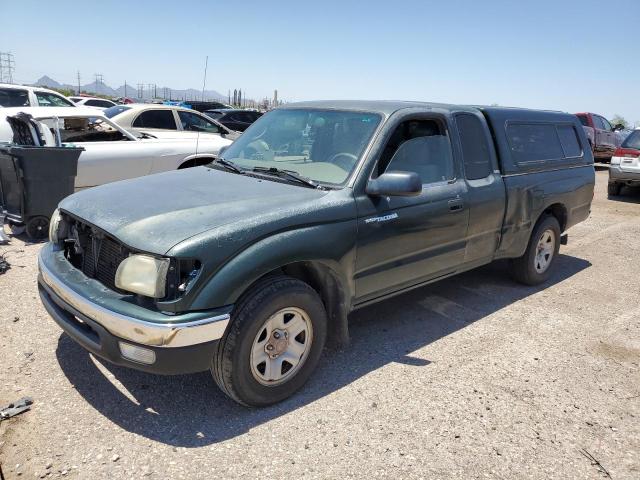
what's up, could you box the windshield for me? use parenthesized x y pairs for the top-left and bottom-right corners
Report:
(104, 105), (132, 118)
(220, 109), (381, 185)
(622, 130), (640, 150)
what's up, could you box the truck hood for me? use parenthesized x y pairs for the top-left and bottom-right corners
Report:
(59, 167), (329, 254)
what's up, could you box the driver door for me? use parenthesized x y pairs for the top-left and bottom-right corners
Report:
(354, 116), (469, 303)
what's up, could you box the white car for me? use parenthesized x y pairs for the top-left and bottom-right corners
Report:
(0, 83), (76, 108)
(69, 96), (117, 110)
(105, 103), (240, 141)
(0, 107), (232, 189)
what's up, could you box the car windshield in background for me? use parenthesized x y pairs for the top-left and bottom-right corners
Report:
(0, 88), (29, 107)
(220, 109), (381, 185)
(40, 116), (130, 143)
(622, 130), (640, 150)
(35, 91), (74, 107)
(103, 105), (132, 118)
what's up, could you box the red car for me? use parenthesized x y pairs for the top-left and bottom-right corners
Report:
(575, 112), (623, 162)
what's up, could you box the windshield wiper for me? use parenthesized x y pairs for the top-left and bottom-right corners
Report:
(214, 157), (245, 174)
(251, 166), (325, 190)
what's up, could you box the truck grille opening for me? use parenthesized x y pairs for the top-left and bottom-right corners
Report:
(63, 219), (129, 292)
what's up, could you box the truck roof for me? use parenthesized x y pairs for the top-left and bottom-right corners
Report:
(281, 100), (569, 118)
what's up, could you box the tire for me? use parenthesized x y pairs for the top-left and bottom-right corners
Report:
(509, 215), (561, 286)
(25, 216), (49, 240)
(608, 182), (622, 197)
(212, 275), (327, 407)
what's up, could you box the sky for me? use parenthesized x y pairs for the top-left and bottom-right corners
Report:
(2, 0), (639, 124)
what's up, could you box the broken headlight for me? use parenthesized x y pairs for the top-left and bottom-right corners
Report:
(115, 254), (170, 298)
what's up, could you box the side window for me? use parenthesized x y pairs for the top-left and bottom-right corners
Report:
(382, 119), (454, 184)
(592, 115), (606, 130)
(178, 111), (222, 133)
(35, 92), (74, 107)
(0, 88), (30, 107)
(455, 113), (493, 180)
(601, 117), (613, 131)
(507, 123), (564, 163)
(556, 125), (582, 158)
(132, 110), (177, 130)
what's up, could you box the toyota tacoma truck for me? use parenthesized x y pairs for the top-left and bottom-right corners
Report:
(38, 101), (595, 406)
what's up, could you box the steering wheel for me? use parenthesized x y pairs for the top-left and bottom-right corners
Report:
(327, 152), (357, 171)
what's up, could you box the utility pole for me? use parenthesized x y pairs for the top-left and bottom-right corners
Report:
(124, 81), (128, 99)
(76, 71), (81, 94)
(0, 52), (15, 84)
(94, 73), (104, 95)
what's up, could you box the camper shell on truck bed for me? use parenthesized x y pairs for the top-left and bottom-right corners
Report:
(38, 100), (595, 407)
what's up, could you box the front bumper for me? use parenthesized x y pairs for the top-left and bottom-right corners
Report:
(38, 244), (232, 374)
(610, 165), (640, 184)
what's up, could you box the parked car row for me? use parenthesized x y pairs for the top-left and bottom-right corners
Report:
(0, 107), (232, 189)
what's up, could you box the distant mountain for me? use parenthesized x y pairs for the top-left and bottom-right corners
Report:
(32, 75), (228, 102)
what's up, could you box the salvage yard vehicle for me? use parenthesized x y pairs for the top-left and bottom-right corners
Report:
(575, 112), (623, 162)
(204, 108), (263, 132)
(608, 128), (640, 196)
(0, 107), (232, 188)
(0, 83), (76, 108)
(38, 100), (595, 406)
(105, 104), (240, 141)
(69, 96), (117, 110)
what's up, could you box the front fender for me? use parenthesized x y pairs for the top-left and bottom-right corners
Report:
(188, 221), (357, 311)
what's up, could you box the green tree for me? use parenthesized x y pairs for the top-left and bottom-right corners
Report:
(610, 114), (629, 128)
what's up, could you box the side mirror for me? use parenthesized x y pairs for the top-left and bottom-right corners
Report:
(366, 171), (422, 197)
(613, 124), (625, 131)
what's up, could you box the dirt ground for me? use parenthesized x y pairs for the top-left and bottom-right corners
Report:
(0, 168), (638, 479)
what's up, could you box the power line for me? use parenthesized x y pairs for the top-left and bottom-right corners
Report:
(0, 52), (15, 84)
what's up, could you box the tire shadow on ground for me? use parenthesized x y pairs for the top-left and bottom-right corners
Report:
(55, 254), (591, 447)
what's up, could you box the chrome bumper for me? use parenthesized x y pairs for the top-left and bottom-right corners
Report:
(38, 253), (230, 348)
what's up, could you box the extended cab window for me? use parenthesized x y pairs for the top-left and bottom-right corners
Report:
(0, 88), (29, 107)
(380, 119), (454, 184)
(35, 91), (74, 107)
(456, 113), (493, 179)
(132, 110), (177, 130)
(556, 125), (582, 158)
(507, 123), (564, 163)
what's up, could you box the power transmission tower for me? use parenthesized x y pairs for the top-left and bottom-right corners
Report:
(0, 52), (15, 84)
(137, 83), (144, 99)
(147, 83), (157, 99)
(94, 73), (104, 95)
(124, 81), (128, 98)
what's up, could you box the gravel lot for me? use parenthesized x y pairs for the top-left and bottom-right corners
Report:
(0, 168), (638, 479)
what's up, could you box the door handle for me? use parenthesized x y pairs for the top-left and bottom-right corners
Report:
(448, 198), (464, 212)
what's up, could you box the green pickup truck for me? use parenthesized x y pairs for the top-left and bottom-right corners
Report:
(38, 101), (595, 406)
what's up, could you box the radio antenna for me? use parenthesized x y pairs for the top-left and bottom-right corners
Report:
(195, 55), (208, 156)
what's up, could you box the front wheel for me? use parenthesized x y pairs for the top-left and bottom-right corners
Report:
(211, 275), (327, 407)
(509, 215), (561, 286)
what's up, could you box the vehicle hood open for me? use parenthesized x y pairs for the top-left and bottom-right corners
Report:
(59, 167), (329, 254)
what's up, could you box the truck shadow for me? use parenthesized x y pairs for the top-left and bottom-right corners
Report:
(55, 254), (590, 447)
(608, 186), (640, 203)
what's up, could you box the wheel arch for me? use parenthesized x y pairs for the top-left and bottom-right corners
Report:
(542, 202), (568, 232)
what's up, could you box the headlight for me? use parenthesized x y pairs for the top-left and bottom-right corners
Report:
(115, 254), (170, 298)
(49, 208), (62, 243)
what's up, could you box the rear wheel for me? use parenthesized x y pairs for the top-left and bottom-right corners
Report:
(25, 216), (49, 240)
(509, 215), (561, 286)
(211, 275), (327, 407)
(608, 182), (622, 197)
